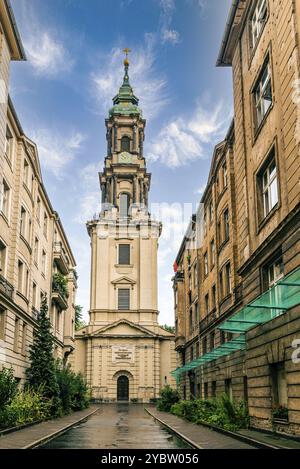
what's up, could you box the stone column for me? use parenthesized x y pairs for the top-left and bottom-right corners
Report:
(114, 125), (118, 152)
(101, 183), (106, 204)
(140, 179), (144, 205)
(139, 129), (143, 158)
(144, 182), (148, 209)
(113, 175), (117, 206)
(133, 125), (137, 152)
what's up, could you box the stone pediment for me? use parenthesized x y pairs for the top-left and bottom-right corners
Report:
(111, 276), (136, 289)
(91, 319), (157, 338)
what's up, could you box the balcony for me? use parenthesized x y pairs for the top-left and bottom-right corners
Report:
(53, 242), (69, 275)
(199, 309), (217, 333)
(0, 274), (14, 299)
(52, 274), (69, 310)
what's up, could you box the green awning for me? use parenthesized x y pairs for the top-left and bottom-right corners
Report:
(219, 266), (300, 334)
(171, 336), (246, 376)
(172, 267), (300, 377)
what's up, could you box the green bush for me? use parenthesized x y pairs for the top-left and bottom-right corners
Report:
(0, 387), (52, 429)
(157, 385), (180, 412)
(170, 394), (249, 431)
(0, 367), (18, 408)
(55, 361), (90, 414)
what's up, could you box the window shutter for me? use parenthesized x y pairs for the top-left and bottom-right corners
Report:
(118, 289), (130, 310)
(119, 245), (130, 265)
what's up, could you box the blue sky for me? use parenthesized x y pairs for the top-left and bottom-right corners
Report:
(10, 0), (233, 325)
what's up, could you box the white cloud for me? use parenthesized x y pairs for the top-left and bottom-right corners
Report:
(25, 31), (74, 77)
(147, 101), (227, 168)
(160, 0), (181, 45)
(162, 29), (180, 45)
(194, 183), (207, 196)
(91, 34), (168, 119)
(74, 163), (101, 224)
(31, 129), (86, 177)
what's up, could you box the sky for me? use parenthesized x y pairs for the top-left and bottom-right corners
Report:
(10, 0), (233, 325)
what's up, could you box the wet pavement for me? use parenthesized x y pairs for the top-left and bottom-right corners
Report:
(42, 404), (190, 449)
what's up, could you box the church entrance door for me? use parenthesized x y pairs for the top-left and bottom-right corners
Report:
(117, 375), (129, 401)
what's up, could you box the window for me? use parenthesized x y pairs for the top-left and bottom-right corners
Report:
(0, 241), (7, 275)
(20, 207), (26, 237)
(193, 264), (198, 287)
(34, 237), (39, 265)
(17, 260), (23, 292)
(196, 341), (200, 358)
(210, 239), (215, 267)
(205, 294), (209, 315)
(190, 345), (194, 361)
(253, 56), (272, 129)
(266, 256), (284, 288)
(43, 213), (48, 238)
(121, 136), (130, 152)
(270, 362), (288, 413)
(212, 285), (216, 309)
(118, 244), (130, 265)
(25, 269), (29, 298)
(223, 209), (230, 241)
(41, 250), (46, 276)
(220, 330), (226, 345)
(260, 156), (278, 219)
(0, 307), (6, 340)
(212, 381), (217, 398)
(14, 317), (20, 353)
(189, 308), (193, 334)
(21, 323), (27, 355)
(204, 382), (208, 399)
(250, 0), (268, 50)
(203, 336), (207, 355)
(194, 301), (199, 324)
(119, 193), (130, 218)
(0, 179), (10, 219)
(209, 201), (214, 224)
(210, 331), (215, 351)
(36, 197), (41, 223)
(203, 213), (207, 237)
(225, 263), (231, 296)
(204, 252), (208, 277)
(32, 282), (37, 308)
(222, 161), (228, 189)
(5, 126), (13, 161)
(118, 288), (130, 310)
(225, 378), (233, 402)
(23, 159), (29, 187)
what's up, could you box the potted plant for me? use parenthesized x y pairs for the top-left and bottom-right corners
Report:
(272, 405), (289, 422)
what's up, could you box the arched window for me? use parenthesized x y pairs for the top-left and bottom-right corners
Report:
(121, 136), (130, 152)
(119, 193), (130, 218)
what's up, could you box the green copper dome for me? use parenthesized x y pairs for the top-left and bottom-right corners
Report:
(109, 60), (142, 117)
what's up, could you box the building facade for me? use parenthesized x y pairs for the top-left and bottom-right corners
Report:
(0, 0), (77, 383)
(72, 57), (176, 402)
(173, 0), (300, 437)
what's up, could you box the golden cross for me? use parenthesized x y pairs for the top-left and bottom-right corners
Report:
(123, 48), (131, 59)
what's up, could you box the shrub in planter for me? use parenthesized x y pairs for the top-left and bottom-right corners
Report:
(157, 385), (180, 412)
(0, 367), (18, 408)
(273, 405), (288, 421)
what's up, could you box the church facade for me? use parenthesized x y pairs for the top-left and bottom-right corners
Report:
(72, 55), (176, 402)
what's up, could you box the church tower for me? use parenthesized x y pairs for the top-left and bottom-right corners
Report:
(73, 53), (176, 402)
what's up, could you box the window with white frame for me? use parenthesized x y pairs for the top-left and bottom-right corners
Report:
(253, 56), (272, 129)
(5, 126), (13, 162)
(41, 250), (46, 276)
(20, 206), (26, 237)
(118, 288), (130, 310)
(204, 252), (208, 276)
(43, 213), (48, 238)
(250, 0), (268, 50)
(34, 237), (39, 266)
(23, 159), (29, 187)
(118, 244), (130, 265)
(222, 161), (228, 189)
(267, 256), (284, 288)
(0, 179), (10, 219)
(17, 260), (23, 292)
(262, 157), (278, 218)
(193, 263), (198, 287)
(210, 239), (215, 267)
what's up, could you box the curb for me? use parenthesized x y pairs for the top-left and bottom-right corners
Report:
(24, 407), (101, 449)
(144, 408), (201, 450)
(145, 408), (280, 450)
(0, 420), (43, 437)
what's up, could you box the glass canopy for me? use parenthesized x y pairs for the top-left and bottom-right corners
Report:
(172, 266), (300, 377)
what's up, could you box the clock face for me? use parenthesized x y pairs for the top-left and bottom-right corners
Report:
(119, 152), (133, 164)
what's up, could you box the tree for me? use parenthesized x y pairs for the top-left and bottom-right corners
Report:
(26, 295), (61, 416)
(75, 305), (86, 331)
(161, 324), (175, 334)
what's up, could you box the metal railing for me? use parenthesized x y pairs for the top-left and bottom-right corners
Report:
(0, 274), (14, 299)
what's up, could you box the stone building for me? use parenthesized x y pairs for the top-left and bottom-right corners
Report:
(173, 0), (300, 436)
(72, 57), (176, 402)
(0, 0), (77, 383)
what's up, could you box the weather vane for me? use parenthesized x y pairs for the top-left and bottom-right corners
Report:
(123, 48), (131, 67)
